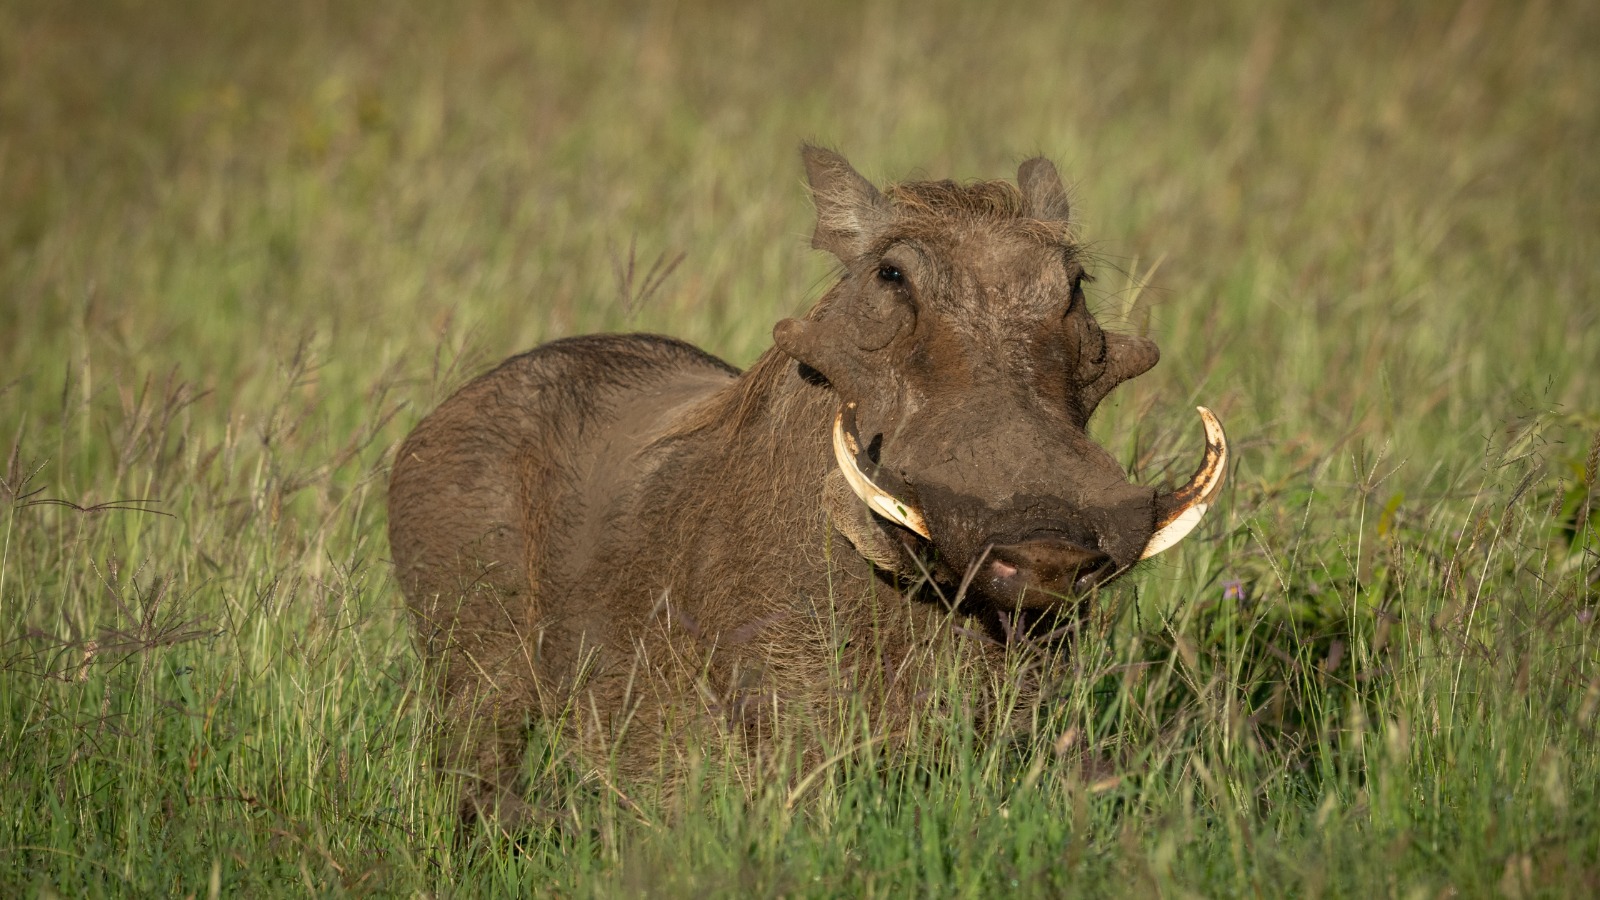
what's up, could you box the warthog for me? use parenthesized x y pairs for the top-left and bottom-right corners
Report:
(388, 147), (1226, 824)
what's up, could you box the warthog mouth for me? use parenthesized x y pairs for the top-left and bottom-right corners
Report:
(831, 402), (1229, 566)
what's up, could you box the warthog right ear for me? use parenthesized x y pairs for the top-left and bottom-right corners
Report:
(802, 145), (890, 262)
(1017, 157), (1071, 224)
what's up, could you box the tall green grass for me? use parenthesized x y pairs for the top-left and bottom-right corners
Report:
(3, 0), (1597, 894)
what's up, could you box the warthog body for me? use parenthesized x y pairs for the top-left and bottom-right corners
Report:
(388, 148), (1225, 823)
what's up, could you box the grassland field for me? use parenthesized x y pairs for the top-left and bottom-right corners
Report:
(2, 0), (1598, 895)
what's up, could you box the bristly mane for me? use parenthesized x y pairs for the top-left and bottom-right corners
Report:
(656, 345), (798, 444)
(889, 178), (1029, 217)
(887, 178), (1078, 248)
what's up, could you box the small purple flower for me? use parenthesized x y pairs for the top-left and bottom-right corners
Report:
(1222, 578), (1246, 601)
(1578, 608), (1595, 624)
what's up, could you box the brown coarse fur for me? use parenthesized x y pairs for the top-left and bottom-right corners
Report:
(886, 178), (1076, 247)
(388, 147), (1173, 826)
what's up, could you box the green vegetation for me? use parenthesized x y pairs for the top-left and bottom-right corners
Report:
(3, 0), (1597, 894)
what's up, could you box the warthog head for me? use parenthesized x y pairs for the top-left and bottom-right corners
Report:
(775, 147), (1225, 614)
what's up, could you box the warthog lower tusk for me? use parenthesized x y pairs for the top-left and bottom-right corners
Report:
(1140, 406), (1229, 560)
(832, 403), (932, 539)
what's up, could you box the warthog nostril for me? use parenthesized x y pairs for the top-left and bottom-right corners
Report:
(983, 538), (1113, 607)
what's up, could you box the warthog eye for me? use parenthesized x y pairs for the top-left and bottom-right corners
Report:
(1067, 271), (1092, 313)
(877, 264), (903, 284)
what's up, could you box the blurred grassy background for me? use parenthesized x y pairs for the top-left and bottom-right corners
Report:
(2, 0), (1598, 895)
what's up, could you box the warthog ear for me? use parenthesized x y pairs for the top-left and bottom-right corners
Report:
(1083, 333), (1160, 415)
(803, 144), (890, 262)
(1017, 157), (1071, 224)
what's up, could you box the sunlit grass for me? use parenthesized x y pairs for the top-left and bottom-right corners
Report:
(2, 0), (1597, 894)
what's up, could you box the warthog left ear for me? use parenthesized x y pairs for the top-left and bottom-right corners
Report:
(803, 144), (891, 262)
(1017, 157), (1071, 224)
(1083, 333), (1160, 416)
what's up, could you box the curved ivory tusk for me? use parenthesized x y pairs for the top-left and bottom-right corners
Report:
(832, 404), (931, 539)
(1140, 406), (1229, 560)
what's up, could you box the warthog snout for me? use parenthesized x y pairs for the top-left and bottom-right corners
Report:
(982, 536), (1115, 608)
